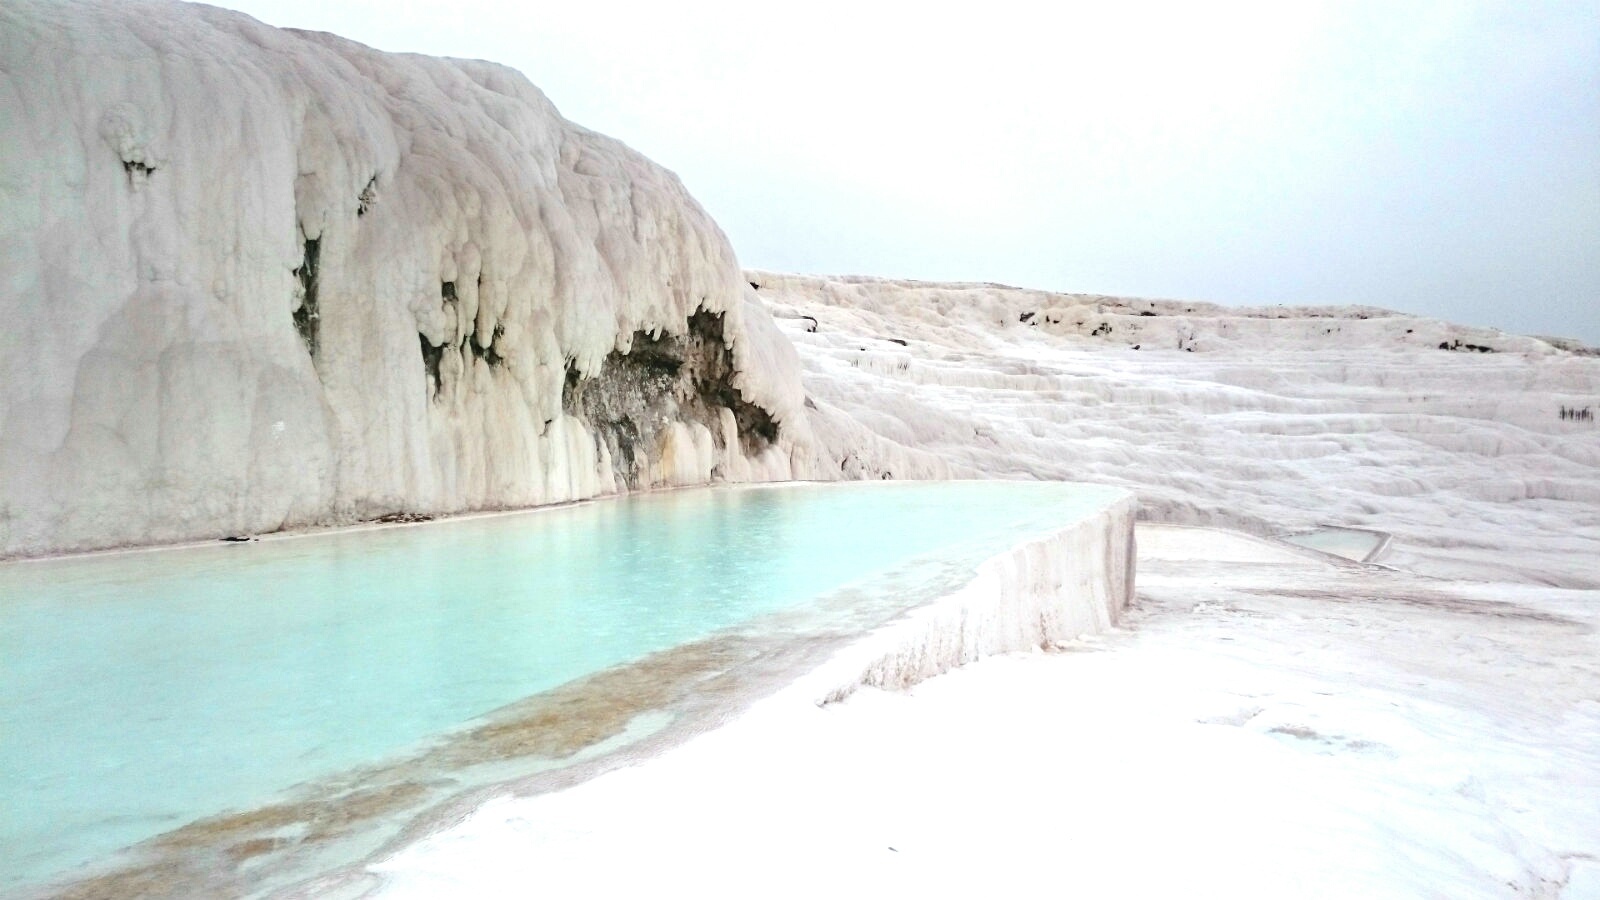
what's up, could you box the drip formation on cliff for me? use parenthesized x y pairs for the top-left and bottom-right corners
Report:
(0, 0), (835, 557)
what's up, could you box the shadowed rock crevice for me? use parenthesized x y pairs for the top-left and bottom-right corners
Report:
(356, 175), (377, 216)
(121, 159), (156, 186)
(292, 236), (320, 358)
(468, 323), (505, 367)
(467, 275), (504, 366)
(418, 333), (444, 399)
(562, 309), (778, 487)
(418, 279), (507, 402)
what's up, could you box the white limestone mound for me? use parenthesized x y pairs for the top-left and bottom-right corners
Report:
(0, 1), (854, 558)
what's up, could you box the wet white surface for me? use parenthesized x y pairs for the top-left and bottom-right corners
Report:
(370, 524), (1599, 898)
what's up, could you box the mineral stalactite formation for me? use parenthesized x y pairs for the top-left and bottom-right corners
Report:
(0, 0), (945, 558)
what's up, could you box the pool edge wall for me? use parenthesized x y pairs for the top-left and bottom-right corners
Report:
(350, 486), (1138, 896)
(803, 489), (1137, 704)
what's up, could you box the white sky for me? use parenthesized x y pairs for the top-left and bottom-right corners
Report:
(211, 0), (1599, 342)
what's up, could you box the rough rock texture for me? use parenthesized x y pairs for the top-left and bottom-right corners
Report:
(754, 271), (1600, 588)
(561, 310), (780, 489)
(0, 0), (832, 557)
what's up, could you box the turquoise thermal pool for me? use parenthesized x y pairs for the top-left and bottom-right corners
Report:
(0, 480), (1121, 891)
(1281, 526), (1388, 562)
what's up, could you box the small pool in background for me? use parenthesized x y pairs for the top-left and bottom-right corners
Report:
(1281, 526), (1389, 562)
(0, 480), (1121, 894)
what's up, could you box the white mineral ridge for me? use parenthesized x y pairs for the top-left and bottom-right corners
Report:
(0, 1), (882, 558)
(751, 271), (1600, 588)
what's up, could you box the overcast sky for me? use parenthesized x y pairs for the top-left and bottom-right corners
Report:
(213, 0), (1599, 343)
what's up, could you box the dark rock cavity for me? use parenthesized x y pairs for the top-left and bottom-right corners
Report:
(292, 237), (320, 358)
(562, 309), (779, 488)
(418, 279), (505, 402)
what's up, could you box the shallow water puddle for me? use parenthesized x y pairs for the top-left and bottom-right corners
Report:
(1281, 526), (1388, 561)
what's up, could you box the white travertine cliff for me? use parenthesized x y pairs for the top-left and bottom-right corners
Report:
(0, 1), (940, 557)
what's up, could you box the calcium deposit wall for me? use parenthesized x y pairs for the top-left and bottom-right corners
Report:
(807, 489), (1139, 705)
(0, 0), (848, 557)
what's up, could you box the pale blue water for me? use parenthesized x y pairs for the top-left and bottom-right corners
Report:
(1282, 526), (1386, 561)
(0, 481), (1118, 890)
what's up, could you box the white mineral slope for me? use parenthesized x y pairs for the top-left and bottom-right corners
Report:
(366, 526), (1600, 899)
(364, 276), (1600, 897)
(0, 1), (914, 559)
(749, 271), (1600, 588)
(360, 279), (1600, 897)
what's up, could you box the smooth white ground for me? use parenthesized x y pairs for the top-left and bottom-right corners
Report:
(368, 524), (1600, 899)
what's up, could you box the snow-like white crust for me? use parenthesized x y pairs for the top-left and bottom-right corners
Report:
(754, 270), (1600, 587)
(0, 0), (806, 557)
(804, 491), (1137, 703)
